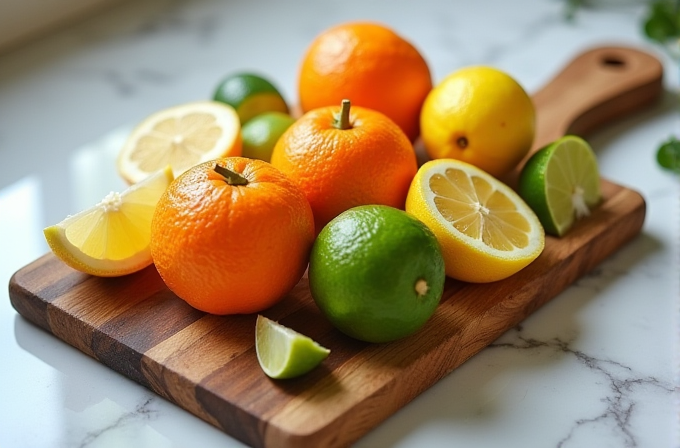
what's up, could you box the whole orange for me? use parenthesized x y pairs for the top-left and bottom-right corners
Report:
(150, 157), (315, 315)
(298, 21), (432, 141)
(270, 99), (418, 232)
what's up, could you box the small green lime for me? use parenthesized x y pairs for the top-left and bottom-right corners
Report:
(518, 135), (602, 237)
(213, 72), (289, 123)
(241, 112), (296, 162)
(308, 205), (445, 343)
(255, 315), (330, 379)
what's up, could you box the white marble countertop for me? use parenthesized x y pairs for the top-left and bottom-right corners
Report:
(1, 1), (678, 447)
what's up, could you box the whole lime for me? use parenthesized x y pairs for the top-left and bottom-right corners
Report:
(308, 205), (445, 343)
(213, 72), (289, 124)
(241, 112), (296, 162)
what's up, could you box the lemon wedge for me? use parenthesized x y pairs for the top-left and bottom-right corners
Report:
(255, 315), (330, 379)
(44, 166), (174, 277)
(406, 159), (545, 283)
(117, 101), (242, 184)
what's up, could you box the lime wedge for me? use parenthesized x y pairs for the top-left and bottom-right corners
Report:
(255, 315), (330, 379)
(518, 135), (602, 236)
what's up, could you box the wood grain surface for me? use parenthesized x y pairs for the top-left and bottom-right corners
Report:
(8, 46), (662, 448)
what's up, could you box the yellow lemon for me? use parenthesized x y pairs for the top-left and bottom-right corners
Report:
(420, 66), (535, 178)
(406, 159), (545, 283)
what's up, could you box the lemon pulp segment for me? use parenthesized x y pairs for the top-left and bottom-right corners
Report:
(132, 112), (223, 172)
(430, 169), (533, 251)
(118, 101), (241, 184)
(44, 166), (174, 277)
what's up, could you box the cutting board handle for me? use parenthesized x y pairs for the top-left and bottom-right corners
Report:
(530, 45), (664, 153)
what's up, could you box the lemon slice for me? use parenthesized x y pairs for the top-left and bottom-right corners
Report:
(44, 166), (174, 277)
(519, 135), (602, 236)
(406, 159), (545, 283)
(117, 101), (242, 184)
(255, 315), (330, 379)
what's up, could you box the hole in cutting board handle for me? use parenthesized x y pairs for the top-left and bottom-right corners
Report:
(600, 54), (627, 68)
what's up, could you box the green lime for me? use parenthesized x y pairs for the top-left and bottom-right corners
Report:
(518, 135), (602, 237)
(308, 205), (445, 343)
(213, 72), (289, 124)
(241, 112), (296, 162)
(255, 315), (330, 379)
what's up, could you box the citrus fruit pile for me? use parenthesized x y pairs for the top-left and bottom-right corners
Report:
(43, 20), (603, 378)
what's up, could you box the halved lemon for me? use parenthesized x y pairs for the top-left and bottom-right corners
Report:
(44, 166), (174, 277)
(117, 101), (242, 184)
(406, 159), (545, 283)
(255, 315), (330, 379)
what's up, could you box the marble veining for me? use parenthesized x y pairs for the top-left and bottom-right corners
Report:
(490, 324), (678, 448)
(74, 397), (160, 448)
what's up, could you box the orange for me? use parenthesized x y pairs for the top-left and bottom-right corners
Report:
(298, 21), (432, 141)
(270, 100), (418, 232)
(150, 157), (315, 315)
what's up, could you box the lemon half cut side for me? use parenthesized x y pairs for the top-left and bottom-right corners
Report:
(44, 166), (174, 277)
(406, 159), (545, 283)
(117, 101), (242, 185)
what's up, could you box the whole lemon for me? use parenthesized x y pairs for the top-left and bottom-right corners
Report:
(420, 66), (535, 178)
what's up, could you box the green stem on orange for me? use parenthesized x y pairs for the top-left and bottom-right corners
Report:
(333, 99), (352, 130)
(214, 164), (248, 186)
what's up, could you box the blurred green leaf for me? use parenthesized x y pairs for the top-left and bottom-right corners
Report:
(564, 0), (584, 21)
(643, 1), (680, 43)
(656, 137), (680, 173)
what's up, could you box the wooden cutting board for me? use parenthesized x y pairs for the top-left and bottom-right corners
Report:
(9, 46), (662, 448)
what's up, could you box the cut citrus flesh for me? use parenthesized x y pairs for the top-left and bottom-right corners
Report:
(406, 159), (545, 283)
(44, 166), (174, 277)
(255, 315), (330, 379)
(117, 101), (242, 184)
(519, 135), (602, 236)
